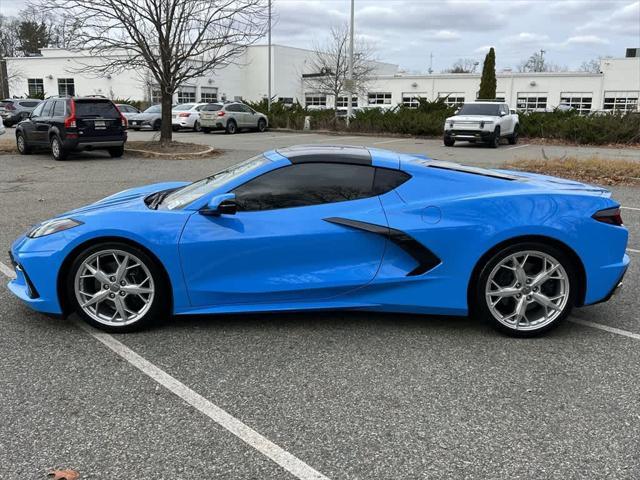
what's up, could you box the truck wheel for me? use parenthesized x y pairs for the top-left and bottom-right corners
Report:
(489, 127), (500, 148)
(443, 135), (455, 147)
(508, 125), (519, 145)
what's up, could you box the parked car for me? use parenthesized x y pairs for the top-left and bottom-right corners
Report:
(0, 98), (42, 127)
(116, 104), (141, 123)
(128, 104), (164, 131)
(199, 102), (268, 134)
(171, 102), (209, 132)
(6, 145), (628, 337)
(15, 96), (127, 160)
(443, 102), (519, 148)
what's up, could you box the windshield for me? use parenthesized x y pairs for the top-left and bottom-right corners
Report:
(144, 105), (161, 113)
(173, 104), (195, 111)
(457, 103), (501, 116)
(160, 155), (271, 210)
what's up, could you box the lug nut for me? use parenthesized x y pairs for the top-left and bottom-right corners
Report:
(119, 291), (126, 296)
(120, 281), (126, 286)
(516, 283), (521, 288)
(109, 293), (115, 298)
(516, 293), (522, 298)
(527, 295), (532, 301)
(526, 279), (531, 284)
(104, 284), (109, 290)
(110, 276), (116, 282)
(533, 287), (538, 292)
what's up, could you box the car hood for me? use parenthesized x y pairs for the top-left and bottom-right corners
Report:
(447, 115), (497, 123)
(129, 112), (160, 121)
(61, 181), (190, 217)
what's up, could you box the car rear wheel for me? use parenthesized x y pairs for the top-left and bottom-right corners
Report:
(443, 135), (455, 147)
(226, 120), (237, 134)
(257, 119), (267, 132)
(488, 127), (500, 148)
(51, 135), (68, 161)
(508, 125), (519, 145)
(108, 146), (124, 158)
(68, 242), (168, 332)
(193, 121), (201, 132)
(474, 242), (576, 337)
(202, 127), (211, 134)
(16, 132), (31, 154)
(152, 120), (161, 131)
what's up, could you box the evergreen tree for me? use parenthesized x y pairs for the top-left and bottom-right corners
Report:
(478, 48), (497, 100)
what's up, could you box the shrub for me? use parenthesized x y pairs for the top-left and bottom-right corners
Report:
(110, 97), (148, 111)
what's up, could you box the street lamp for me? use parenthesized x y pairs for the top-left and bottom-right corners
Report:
(346, 0), (354, 127)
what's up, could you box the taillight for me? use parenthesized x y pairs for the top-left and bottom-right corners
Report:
(593, 207), (623, 226)
(64, 100), (76, 128)
(5, 104), (16, 111)
(217, 111), (225, 116)
(115, 103), (127, 127)
(179, 112), (191, 117)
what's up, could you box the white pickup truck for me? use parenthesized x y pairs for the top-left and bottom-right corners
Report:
(443, 102), (519, 148)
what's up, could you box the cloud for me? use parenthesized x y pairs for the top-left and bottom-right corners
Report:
(565, 35), (610, 45)
(425, 30), (461, 42)
(576, 1), (640, 36)
(505, 32), (551, 45)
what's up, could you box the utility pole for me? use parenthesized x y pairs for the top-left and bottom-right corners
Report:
(267, 0), (272, 111)
(346, 0), (354, 127)
(428, 52), (433, 74)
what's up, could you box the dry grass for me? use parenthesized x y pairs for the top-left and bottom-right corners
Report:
(0, 136), (16, 153)
(507, 156), (640, 186)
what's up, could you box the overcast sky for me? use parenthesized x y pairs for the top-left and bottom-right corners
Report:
(1, 0), (638, 72)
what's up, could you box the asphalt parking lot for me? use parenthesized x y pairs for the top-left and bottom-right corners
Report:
(1, 129), (640, 479)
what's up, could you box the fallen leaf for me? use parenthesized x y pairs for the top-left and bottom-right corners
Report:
(48, 469), (80, 480)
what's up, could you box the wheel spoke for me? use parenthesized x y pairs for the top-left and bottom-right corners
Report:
(81, 289), (109, 308)
(113, 297), (129, 322)
(121, 284), (153, 296)
(488, 286), (520, 298)
(532, 292), (562, 312)
(85, 263), (110, 285)
(115, 254), (129, 282)
(530, 260), (560, 288)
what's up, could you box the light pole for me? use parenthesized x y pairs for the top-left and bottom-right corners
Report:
(267, 0), (272, 111)
(346, 0), (354, 127)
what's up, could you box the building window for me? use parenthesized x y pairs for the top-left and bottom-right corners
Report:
(603, 91), (639, 113)
(177, 85), (196, 103)
(560, 92), (592, 114)
(401, 93), (429, 108)
(305, 94), (326, 107)
(368, 92), (392, 105)
(200, 86), (218, 103)
(150, 86), (162, 104)
(27, 78), (44, 97)
(58, 78), (75, 96)
(438, 93), (465, 106)
(336, 95), (358, 108)
(476, 91), (505, 102)
(516, 93), (548, 112)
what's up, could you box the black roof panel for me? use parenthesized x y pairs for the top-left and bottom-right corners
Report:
(277, 145), (372, 165)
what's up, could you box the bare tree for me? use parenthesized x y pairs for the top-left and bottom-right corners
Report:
(305, 24), (376, 117)
(443, 58), (478, 74)
(579, 57), (609, 73)
(29, 0), (268, 143)
(0, 15), (22, 58)
(517, 50), (566, 73)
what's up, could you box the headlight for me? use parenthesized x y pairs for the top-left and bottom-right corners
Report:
(27, 218), (83, 238)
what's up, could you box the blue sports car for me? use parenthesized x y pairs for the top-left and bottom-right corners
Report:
(8, 145), (629, 337)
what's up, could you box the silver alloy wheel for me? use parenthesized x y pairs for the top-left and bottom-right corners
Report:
(485, 250), (569, 331)
(74, 249), (155, 326)
(51, 137), (60, 157)
(17, 134), (25, 153)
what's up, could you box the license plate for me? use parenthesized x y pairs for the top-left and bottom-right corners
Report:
(94, 120), (106, 129)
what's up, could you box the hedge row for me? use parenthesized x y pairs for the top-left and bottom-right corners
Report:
(247, 99), (640, 145)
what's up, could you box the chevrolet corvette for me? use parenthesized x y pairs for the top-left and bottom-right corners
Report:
(8, 145), (629, 337)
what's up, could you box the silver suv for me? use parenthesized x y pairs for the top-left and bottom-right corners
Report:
(0, 98), (42, 127)
(199, 102), (268, 134)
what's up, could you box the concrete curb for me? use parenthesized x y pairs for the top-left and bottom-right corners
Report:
(125, 146), (216, 157)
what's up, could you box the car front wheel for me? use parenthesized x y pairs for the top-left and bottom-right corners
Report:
(16, 132), (31, 154)
(474, 242), (576, 337)
(68, 242), (168, 332)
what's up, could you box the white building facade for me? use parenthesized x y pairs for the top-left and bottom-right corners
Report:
(7, 47), (639, 114)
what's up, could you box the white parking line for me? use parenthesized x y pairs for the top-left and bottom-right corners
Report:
(627, 248), (640, 254)
(315, 136), (361, 143)
(569, 318), (640, 341)
(372, 138), (407, 146)
(0, 261), (16, 279)
(76, 321), (330, 480)
(505, 144), (530, 151)
(622, 206), (640, 212)
(261, 133), (319, 141)
(0, 260), (329, 480)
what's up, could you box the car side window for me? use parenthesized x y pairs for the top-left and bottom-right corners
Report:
(373, 168), (411, 195)
(53, 100), (65, 117)
(226, 104), (240, 112)
(30, 102), (45, 118)
(239, 105), (253, 113)
(232, 163), (377, 211)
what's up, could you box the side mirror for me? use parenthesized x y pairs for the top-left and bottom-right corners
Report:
(200, 193), (237, 216)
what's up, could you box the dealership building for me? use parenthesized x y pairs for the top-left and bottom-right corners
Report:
(6, 46), (640, 113)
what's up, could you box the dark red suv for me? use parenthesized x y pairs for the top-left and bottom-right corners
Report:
(15, 96), (127, 160)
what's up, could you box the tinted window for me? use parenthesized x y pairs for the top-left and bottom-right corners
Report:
(239, 105), (253, 113)
(233, 163), (377, 211)
(30, 102), (45, 117)
(226, 104), (241, 112)
(41, 101), (55, 117)
(202, 104), (222, 111)
(74, 100), (120, 118)
(52, 100), (65, 116)
(373, 168), (411, 195)
(20, 101), (40, 108)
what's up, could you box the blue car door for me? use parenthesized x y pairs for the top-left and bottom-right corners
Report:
(179, 162), (389, 307)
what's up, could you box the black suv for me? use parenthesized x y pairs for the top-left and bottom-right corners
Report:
(15, 96), (127, 160)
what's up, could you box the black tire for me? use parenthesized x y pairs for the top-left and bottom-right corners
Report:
(16, 132), (31, 154)
(172, 125), (181, 132)
(443, 135), (455, 147)
(508, 125), (519, 145)
(108, 146), (125, 158)
(193, 121), (201, 132)
(132, 127), (140, 131)
(152, 120), (161, 131)
(225, 119), (237, 134)
(67, 242), (169, 333)
(488, 127), (500, 148)
(472, 241), (577, 338)
(50, 135), (68, 161)
(202, 127), (211, 134)
(257, 118), (267, 132)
